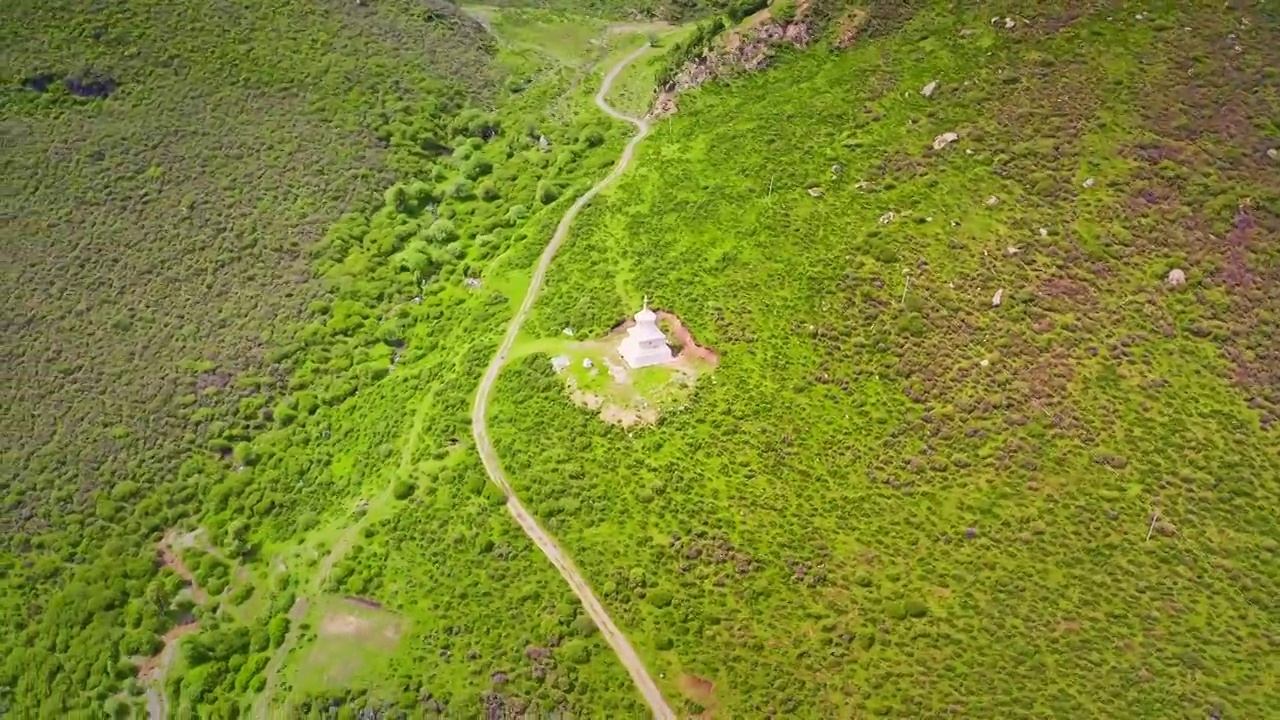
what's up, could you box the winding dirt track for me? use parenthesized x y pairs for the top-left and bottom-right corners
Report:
(471, 45), (675, 719)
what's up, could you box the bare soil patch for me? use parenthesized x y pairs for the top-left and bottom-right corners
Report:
(136, 622), (199, 679)
(835, 8), (870, 49)
(320, 612), (370, 637)
(679, 673), (719, 717)
(319, 598), (403, 642)
(657, 311), (719, 365)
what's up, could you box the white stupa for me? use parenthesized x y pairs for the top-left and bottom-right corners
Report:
(618, 297), (675, 369)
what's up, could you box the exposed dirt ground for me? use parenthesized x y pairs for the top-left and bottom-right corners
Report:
(679, 673), (719, 717)
(320, 612), (370, 636)
(319, 599), (402, 642)
(657, 310), (720, 365)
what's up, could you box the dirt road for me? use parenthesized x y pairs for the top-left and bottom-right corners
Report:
(470, 44), (675, 719)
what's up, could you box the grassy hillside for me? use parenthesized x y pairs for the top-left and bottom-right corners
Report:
(491, 2), (1280, 717)
(1, 0), (494, 709)
(2, 0), (496, 519)
(1, 1), (663, 715)
(6, 0), (1278, 717)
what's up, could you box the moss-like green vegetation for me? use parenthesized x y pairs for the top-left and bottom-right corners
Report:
(490, 2), (1280, 717)
(5, 0), (1279, 717)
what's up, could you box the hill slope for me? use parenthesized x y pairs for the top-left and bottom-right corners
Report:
(2, 0), (496, 529)
(4, 0), (1279, 717)
(0, 0), (502, 712)
(2, 1), (655, 716)
(492, 2), (1280, 716)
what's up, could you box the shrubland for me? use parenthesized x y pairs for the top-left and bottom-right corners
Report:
(3, 0), (657, 715)
(491, 2), (1280, 717)
(5, 0), (1277, 717)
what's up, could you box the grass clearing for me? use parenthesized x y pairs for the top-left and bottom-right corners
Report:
(467, 6), (608, 65)
(541, 323), (715, 427)
(284, 596), (405, 702)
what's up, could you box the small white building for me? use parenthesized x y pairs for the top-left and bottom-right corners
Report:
(618, 298), (675, 369)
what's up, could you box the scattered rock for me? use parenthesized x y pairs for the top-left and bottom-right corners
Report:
(551, 356), (570, 373)
(991, 16), (1016, 29)
(561, 327), (574, 336)
(979, 358), (990, 367)
(921, 80), (939, 98)
(491, 671), (509, 685)
(985, 195), (1000, 206)
(992, 288), (1004, 307)
(932, 131), (959, 150)
(1038, 227), (1049, 238)
(807, 186), (825, 198)
(537, 135), (550, 152)
(965, 527), (978, 539)
(1166, 268), (1187, 287)
(1005, 245), (1022, 256)
(464, 277), (482, 289)
(831, 163), (843, 176)
(1134, 13), (1145, 21)
(959, 28), (976, 37)
(650, 91), (678, 119)
(878, 211), (896, 225)
(582, 358), (593, 369)
(1083, 177), (1096, 188)
(1268, 148), (1278, 161)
